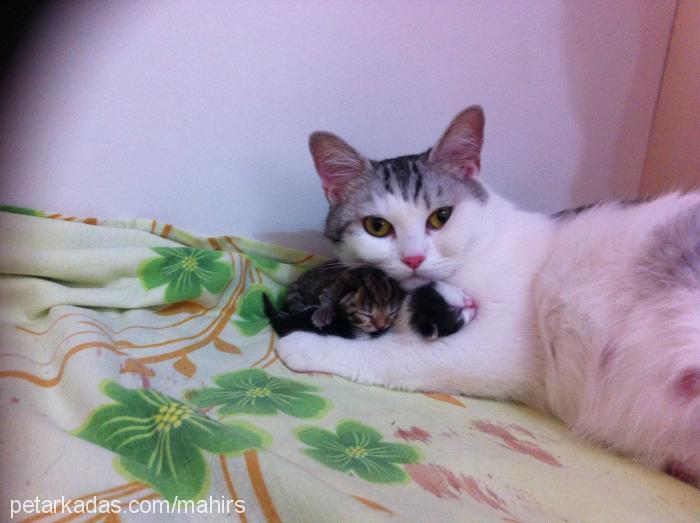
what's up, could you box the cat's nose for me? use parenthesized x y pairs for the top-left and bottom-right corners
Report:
(402, 255), (425, 269)
(372, 317), (389, 330)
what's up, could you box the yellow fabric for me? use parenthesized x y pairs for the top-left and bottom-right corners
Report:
(0, 209), (698, 522)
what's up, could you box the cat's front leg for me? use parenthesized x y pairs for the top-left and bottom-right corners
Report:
(276, 316), (532, 400)
(275, 331), (389, 385)
(275, 329), (498, 394)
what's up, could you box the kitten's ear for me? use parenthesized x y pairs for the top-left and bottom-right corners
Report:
(428, 105), (485, 179)
(309, 132), (369, 205)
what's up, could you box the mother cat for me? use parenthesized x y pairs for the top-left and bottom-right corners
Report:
(276, 106), (700, 483)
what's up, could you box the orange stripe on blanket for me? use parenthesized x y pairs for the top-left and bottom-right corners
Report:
(251, 332), (276, 368)
(23, 482), (147, 522)
(15, 286), (224, 337)
(132, 265), (246, 365)
(0, 342), (127, 387)
(16, 313), (89, 336)
(208, 237), (223, 250)
(219, 455), (249, 523)
(244, 450), (281, 523)
(423, 392), (466, 408)
(260, 356), (278, 369)
(223, 236), (244, 253)
(160, 224), (173, 238)
(351, 495), (395, 515)
(84, 513), (121, 522)
(56, 485), (152, 522)
(289, 253), (316, 265)
(6, 256), (245, 387)
(77, 265), (241, 350)
(0, 330), (104, 367)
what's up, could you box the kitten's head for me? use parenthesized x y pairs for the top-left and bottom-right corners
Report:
(338, 268), (404, 334)
(310, 106), (490, 285)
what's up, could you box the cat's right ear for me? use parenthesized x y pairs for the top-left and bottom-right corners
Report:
(309, 132), (369, 205)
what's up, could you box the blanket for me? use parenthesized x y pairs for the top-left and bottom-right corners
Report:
(1, 206), (698, 522)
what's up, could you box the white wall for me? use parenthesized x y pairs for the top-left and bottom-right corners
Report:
(0, 0), (675, 255)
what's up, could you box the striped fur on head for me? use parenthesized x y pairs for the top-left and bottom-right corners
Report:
(308, 106), (490, 284)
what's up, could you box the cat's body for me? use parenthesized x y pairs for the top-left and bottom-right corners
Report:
(275, 106), (700, 484)
(536, 195), (700, 476)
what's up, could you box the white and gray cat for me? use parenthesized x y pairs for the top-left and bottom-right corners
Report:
(276, 106), (700, 485)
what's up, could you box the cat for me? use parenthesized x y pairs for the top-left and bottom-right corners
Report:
(275, 105), (700, 485)
(263, 261), (474, 339)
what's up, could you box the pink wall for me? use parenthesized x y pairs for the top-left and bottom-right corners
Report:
(0, 1), (675, 254)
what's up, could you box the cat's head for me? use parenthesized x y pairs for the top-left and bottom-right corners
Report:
(310, 106), (490, 285)
(338, 269), (404, 334)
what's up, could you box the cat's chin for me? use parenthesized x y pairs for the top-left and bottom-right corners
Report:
(400, 276), (432, 291)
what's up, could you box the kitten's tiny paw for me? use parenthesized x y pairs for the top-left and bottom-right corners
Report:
(275, 332), (323, 373)
(311, 307), (334, 329)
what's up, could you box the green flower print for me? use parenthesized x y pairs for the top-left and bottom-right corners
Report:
(233, 285), (284, 336)
(75, 381), (269, 501)
(247, 253), (280, 272)
(189, 369), (331, 419)
(138, 247), (232, 303)
(295, 420), (421, 483)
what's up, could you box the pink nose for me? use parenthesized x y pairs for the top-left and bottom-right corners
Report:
(402, 255), (425, 269)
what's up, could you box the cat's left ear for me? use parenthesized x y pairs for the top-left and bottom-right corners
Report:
(309, 132), (370, 205)
(429, 105), (484, 179)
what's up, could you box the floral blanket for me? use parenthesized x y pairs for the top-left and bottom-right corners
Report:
(1, 207), (698, 522)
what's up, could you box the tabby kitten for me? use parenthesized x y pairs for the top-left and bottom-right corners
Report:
(263, 261), (404, 339)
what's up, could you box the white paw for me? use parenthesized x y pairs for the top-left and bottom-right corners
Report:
(434, 282), (478, 314)
(275, 332), (325, 373)
(433, 281), (467, 309)
(461, 299), (477, 324)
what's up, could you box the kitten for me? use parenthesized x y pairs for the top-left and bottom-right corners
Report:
(264, 261), (473, 339)
(409, 281), (477, 340)
(276, 106), (700, 485)
(263, 262), (404, 339)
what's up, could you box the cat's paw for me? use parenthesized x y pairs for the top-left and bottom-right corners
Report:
(462, 295), (477, 324)
(275, 332), (325, 373)
(410, 282), (473, 339)
(311, 306), (334, 329)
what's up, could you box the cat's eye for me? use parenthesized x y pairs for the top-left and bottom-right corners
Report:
(427, 207), (453, 230)
(363, 216), (393, 237)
